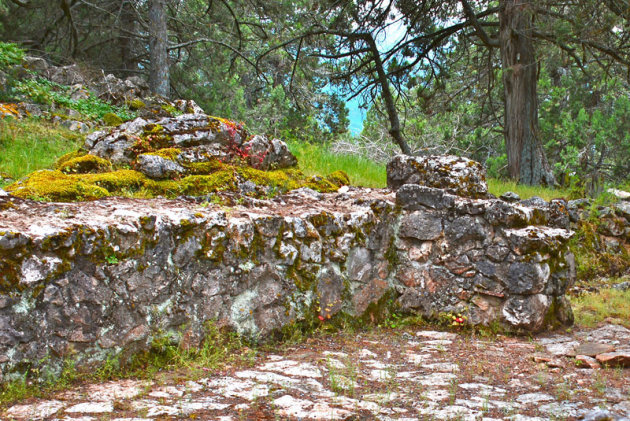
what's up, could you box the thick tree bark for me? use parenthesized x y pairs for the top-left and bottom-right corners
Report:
(148, 0), (169, 97)
(119, 0), (138, 73)
(365, 34), (411, 155)
(499, 0), (554, 185)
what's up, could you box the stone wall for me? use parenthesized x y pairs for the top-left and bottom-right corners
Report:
(0, 178), (576, 382)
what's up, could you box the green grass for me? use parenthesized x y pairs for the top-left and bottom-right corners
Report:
(487, 178), (573, 201)
(288, 141), (387, 188)
(571, 288), (630, 329)
(288, 141), (581, 199)
(0, 118), (83, 187)
(0, 320), (254, 406)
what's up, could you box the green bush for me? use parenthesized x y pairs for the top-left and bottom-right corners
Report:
(13, 77), (135, 121)
(0, 42), (25, 68)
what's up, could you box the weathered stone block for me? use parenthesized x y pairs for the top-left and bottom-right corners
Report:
(136, 154), (185, 179)
(387, 154), (488, 198)
(395, 184), (455, 210)
(0, 185), (578, 382)
(399, 212), (443, 240)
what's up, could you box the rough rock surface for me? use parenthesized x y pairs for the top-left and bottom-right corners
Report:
(84, 113), (297, 175)
(608, 188), (630, 201)
(0, 182), (575, 380)
(22, 55), (151, 105)
(387, 154), (488, 198)
(2, 324), (629, 420)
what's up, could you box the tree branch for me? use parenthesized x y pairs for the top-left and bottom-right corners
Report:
(460, 0), (499, 48)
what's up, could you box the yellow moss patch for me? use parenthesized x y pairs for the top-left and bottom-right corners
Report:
(180, 172), (238, 195)
(325, 170), (350, 187)
(55, 150), (87, 168)
(236, 166), (301, 189)
(7, 151), (343, 202)
(184, 159), (227, 175)
(128, 99), (146, 110)
(103, 113), (123, 127)
(305, 177), (338, 193)
(6, 170), (109, 201)
(144, 148), (181, 161)
(78, 170), (181, 197)
(58, 154), (112, 174)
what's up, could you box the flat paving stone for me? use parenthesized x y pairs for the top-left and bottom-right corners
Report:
(576, 342), (616, 356)
(2, 324), (629, 420)
(65, 402), (113, 414)
(6, 400), (65, 420)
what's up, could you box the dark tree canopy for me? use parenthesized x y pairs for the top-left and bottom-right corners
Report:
(1, 0), (630, 186)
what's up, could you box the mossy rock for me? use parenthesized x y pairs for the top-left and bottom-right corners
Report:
(144, 148), (182, 162)
(161, 104), (182, 117)
(325, 170), (350, 187)
(56, 151), (87, 168)
(180, 172), (238, 195)
(184, 159), (227, 175)
(6, 170), (110, 201)
(103, 113), (123, 126)
(128, 98), (146, 110)
(58, 154), (113, 174)
(8, 141), (347, 201)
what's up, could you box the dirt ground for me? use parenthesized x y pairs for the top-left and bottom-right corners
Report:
(3, 322), (629, 421)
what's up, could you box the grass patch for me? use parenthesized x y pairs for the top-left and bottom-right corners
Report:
(288, 141), (584, 198)
(0, 118), (83, 187)
(0, 321), (255, 406)
(288, 141), (386, 188)
(571, 288), (630, 329)
(487, 178), (573, 201)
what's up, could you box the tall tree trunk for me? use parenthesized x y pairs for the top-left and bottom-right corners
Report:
(365, 34), (411, 155)
(499, 0), (554, 185)
(119, 0), (138, 73)
(149, 0), (169, 97)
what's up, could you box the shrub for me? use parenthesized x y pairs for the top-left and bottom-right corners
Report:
(0, 42), (25, 68)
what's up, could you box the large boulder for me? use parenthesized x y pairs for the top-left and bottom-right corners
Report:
(387, 154), (488, 198)
(241, 135), (298, 170)
(84, 114), (298, 177)
(6, 111), (346, 202)
(93, 73), (150, 104)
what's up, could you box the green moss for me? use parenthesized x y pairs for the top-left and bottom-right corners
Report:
(305, 176), (339, 193)
(184, 159), (226, 175)
(359, 289), (399, 326)
(57, 154), (112, 174)
(128, 99), (146, 110)
(570, 220), (630, 282)
(7, 142), (344, 201)
(6, 170), (110, 201)
(129, 124), (174, 155)
(325, 170), (350, 186)
(55, 150), (87, 168)
(103, 113), (123, 127)
(5, 169), (183, 202)
(80, 170), (150, 192)
(160, 104), (183, 116)
(0, 240), (25, 292)
(144, 123), (164, 134)
(180, 172), (237, 195)
(144, 148), (181, 162)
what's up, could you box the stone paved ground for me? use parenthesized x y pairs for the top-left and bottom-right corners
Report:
(3, 324), (630, 421)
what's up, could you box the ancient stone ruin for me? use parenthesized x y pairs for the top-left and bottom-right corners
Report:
(0, 150), (580, 382)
